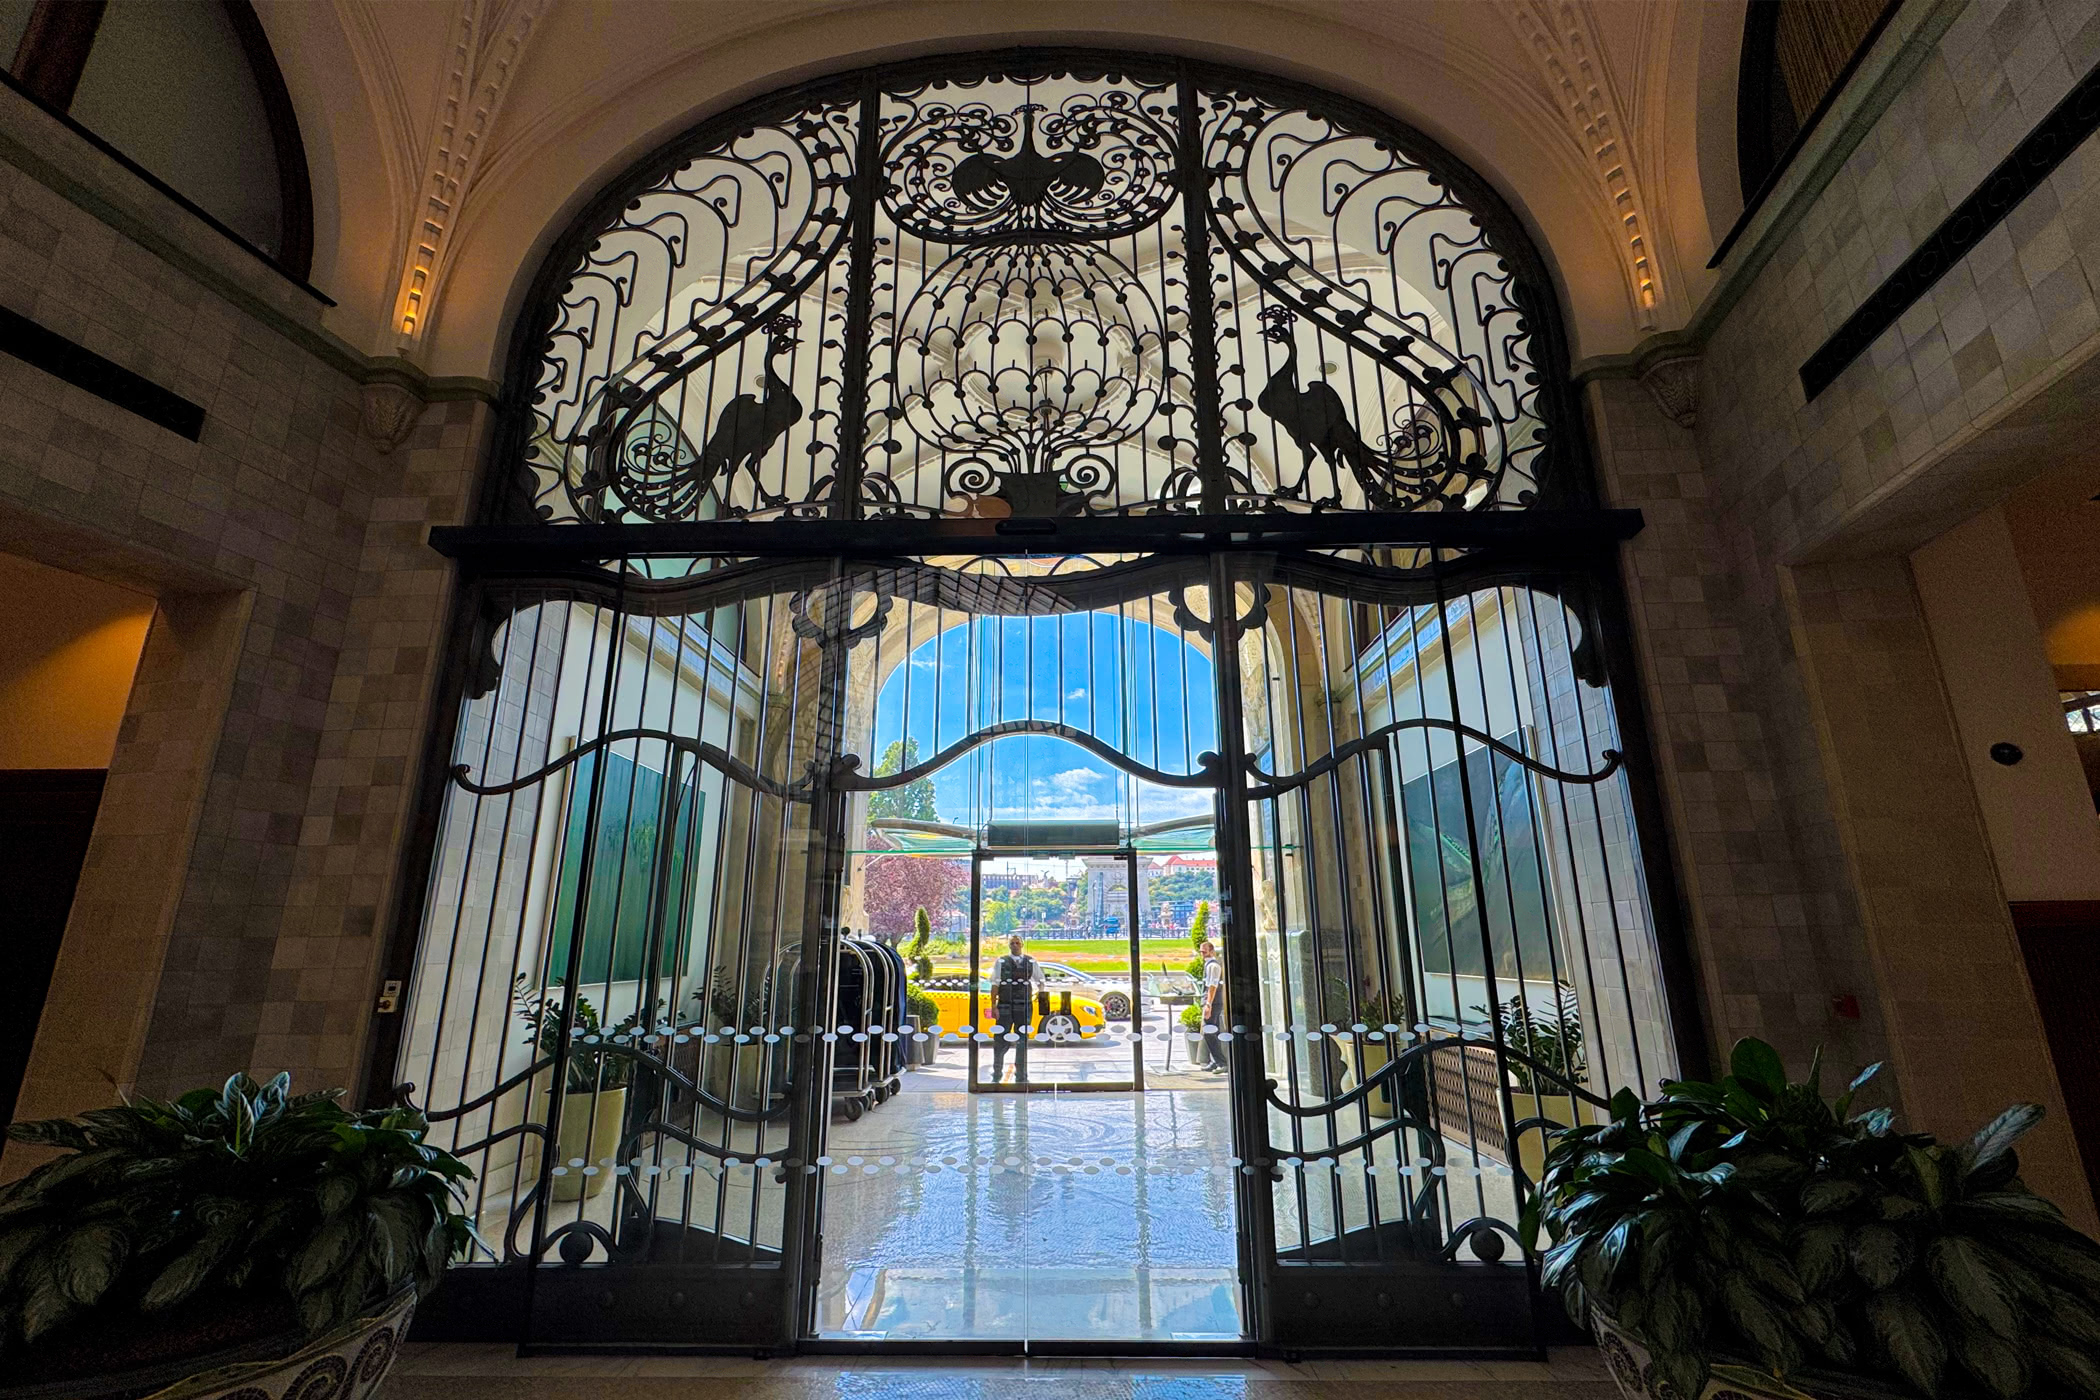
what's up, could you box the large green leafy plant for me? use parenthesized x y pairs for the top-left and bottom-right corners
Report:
(0, 1074), (477, 1360)
(1476, 982), (1585, 1092)
(516, 976), (658, 1092)
(1529, 1039), (2100, 1400)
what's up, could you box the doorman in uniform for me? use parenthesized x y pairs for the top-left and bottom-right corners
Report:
(1199, 938), (1226, 1073)
(992, 933), (1040, 1084)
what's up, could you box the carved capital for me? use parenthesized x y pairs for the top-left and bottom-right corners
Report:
(360, 381), (425, 453)
(1637, 351), (1701, 430)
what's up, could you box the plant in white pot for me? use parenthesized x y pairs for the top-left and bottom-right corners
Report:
(514, 977), (651, 1203)
(1179, 1002), (1207, 1065)
(0, 1073), (476, 1400)
(1478, 981), (1588, 1181)
(1527, 1037), (2100, 1400)
(906, 981), (942, 1067)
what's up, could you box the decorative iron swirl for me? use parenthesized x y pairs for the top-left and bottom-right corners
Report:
(1243, 717), (1622, 798)
(451, 728), (813, 801)
(881, 88), (1179, 242)
(838, 718), (1221, 791)
(1204, 88), (1540, 512)
(526, 100), (858, 524)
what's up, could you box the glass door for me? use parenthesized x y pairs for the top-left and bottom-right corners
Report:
(969, 850), (1141, 1093)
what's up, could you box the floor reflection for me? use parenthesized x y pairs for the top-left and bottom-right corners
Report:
(814, 1041), (1242, 1342)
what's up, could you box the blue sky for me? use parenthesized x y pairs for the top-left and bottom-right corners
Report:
(869, 613), (1219, 830)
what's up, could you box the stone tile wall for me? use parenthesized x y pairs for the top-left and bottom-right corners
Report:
(0, 122), (478, 1146)
(1592, 0), (2100, 1216)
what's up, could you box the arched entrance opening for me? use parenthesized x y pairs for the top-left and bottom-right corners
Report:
(374, 49), (1695, 1356)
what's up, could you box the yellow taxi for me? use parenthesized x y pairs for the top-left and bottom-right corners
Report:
(915, 971), (1110, 1041)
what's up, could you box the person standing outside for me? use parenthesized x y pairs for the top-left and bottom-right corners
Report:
(1199, 938), (1226, 1075)
(991, 933), (1041, 1084)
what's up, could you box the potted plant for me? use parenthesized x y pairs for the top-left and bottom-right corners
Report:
(1336, 987), (1412, 1119)
(698, 968), (774, 1108)
(514, 976), (650, 1202)
(1476, 982), (1588, 1180)
(906, 981), (942, 1067)
(0, 1072), (475, 1400)
(1528, 1037), (2100, 1400)
(1180, 1002), (1208, 1065)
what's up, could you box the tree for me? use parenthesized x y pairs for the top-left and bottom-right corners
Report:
(906, 906), (933, 980)
(1151, 867), (1217, 904)
(867, 738), (938, 821)
(984, 898), (1018, 936)
(862, 852), (965, 937)
(1189, 899), (1212, 950)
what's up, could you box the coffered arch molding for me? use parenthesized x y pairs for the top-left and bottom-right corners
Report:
(422, 3), (1699, 386)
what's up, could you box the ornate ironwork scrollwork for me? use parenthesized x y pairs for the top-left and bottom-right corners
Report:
(881, 89), (1179, 242)
(508, 57), (1571, 525)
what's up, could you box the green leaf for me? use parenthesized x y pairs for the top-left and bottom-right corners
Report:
(1952, 1190), (2063, 1230)
(0, 1221), (57, 1291)
(285, 1215), (359, 1297)
(1961, 1104), (2042, 1181)
(1802, 1178), (1866, 1215)
(1722, 1272), (1800, 1375)
(17, 1254), (77, 1343)
(5, 1119), (92, 1150)
(1863, 1292), (1947, 1398)
(2040, 1283), (2100, 1347)
(1739, 1243), (1807, 1304)
(1644, 1279), (1705, 1356)
(5, 1146), (127, 1203)
(1850, 1223), (1911, 1289)
(1795, 1222), (1847, 1293)
(1651, 1345), (1710, 1400)
(1999, 1229), (2100, 1291)
(1926, 1236), (2018, 1339)
(365, 1194), (421, 1288)
(1952, 1326), (2028, 1400)
(1730, 1039), (1786, 1096)
(2036, 1340), (2100, 1400)
(315, 1172), (359, 1218)
(52, 1223), (128, 1307)
(1906, 1147), (1948, 1211)
(140, 1225), (241, 1312)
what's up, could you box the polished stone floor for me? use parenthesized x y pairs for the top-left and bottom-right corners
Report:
(454, 1024), (1526, 1350)
(816, 1046), (1240, 1341)
(383, 1345), (1620, 1399)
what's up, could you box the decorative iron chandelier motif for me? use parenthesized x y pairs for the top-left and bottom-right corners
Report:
(514, 56), (1566, 527)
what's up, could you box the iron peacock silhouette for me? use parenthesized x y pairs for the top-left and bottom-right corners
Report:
(1256, 306), (1471, 509)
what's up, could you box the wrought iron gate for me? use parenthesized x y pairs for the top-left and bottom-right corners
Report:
(365, 46), (1699, 1355)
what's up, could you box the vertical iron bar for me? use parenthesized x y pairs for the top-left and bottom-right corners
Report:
(784, 559), (857, 1343)
(1206, 548), (1273, 1344)
(1175, 69), (1229, 511)
(829, 81), (884, 520)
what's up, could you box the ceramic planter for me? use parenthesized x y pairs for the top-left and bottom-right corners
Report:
(1511, 1087), (1591, 1182)
(1338, 1037), (1398, 1118)
(703, 1043), (768, 1106)
(1, 1285), (416, 1400)
(1591, 1306), (1909, 1400)
(538, 1084), (627, 1201)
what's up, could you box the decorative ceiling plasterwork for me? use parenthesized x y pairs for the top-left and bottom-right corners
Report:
(1503, 0), (1663, 333)
(387, 0), (547, 354)
(287, 0), (1718, 376)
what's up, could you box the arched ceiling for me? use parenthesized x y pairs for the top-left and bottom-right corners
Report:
(254, 0), (1745, 383)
